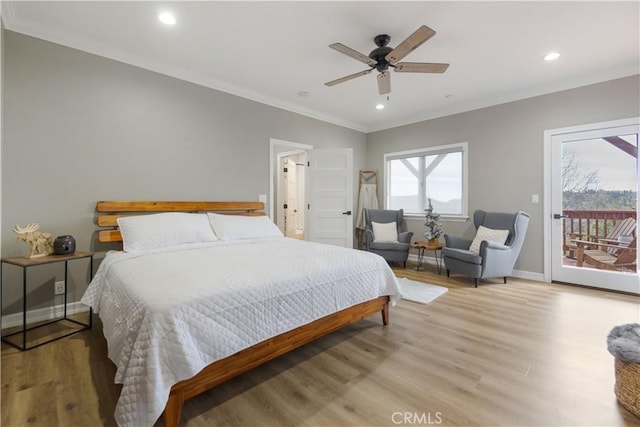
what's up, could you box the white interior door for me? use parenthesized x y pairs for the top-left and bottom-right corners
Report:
(308, 148), (354, 248)
(549, 120), (639, 293)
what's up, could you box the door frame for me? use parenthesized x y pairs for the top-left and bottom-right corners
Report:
(269, 138), (313, 223)
(543, 116), (639, 284)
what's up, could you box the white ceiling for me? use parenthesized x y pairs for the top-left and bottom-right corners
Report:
(3, 1), (639, 133)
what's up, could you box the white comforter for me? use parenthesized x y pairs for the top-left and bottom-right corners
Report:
(81, 238), (400, 426)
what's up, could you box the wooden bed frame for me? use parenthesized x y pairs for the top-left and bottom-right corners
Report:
(96, 201), (390, 427)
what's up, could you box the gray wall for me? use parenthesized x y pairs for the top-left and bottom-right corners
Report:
(1, 31), (367, 313)
(367, 75), (640, 275)
(2, 29), (638, 315)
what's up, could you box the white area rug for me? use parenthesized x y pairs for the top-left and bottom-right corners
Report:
(397, 277), (448, 304)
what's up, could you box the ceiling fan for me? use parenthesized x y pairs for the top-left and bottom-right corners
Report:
(325, 25), (449, 95)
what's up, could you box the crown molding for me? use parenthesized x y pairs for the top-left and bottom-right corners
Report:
(2, 13), (369, 133)
(366, 67), (640, 133)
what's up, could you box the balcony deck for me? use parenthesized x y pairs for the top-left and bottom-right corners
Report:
(562, 209), (637, 272)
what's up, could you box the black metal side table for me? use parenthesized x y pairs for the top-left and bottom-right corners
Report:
(1, 251), (93, 351)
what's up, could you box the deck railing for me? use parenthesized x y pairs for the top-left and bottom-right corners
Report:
(562, 210), (637, 244)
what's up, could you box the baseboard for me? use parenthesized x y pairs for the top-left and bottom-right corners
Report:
(408, 253), (437, 264)
(407, 253), (433, 267)
(407, 254), (546, 283)
(1, 302), (90, 330)
(511, 269), (546, 283)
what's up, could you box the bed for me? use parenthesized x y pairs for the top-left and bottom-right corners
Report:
(81, 201), (401, 427)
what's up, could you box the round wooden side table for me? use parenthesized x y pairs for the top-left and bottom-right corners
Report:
(410, 241), (443, 274)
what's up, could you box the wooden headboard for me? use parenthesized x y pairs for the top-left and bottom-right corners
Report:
(96, 201), (265, 243)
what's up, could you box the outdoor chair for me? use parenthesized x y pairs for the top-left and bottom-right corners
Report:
(576, 237), (637, 272)
(566, 217), (636, 259)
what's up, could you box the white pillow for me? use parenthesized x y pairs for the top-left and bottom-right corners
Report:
(469, 225), (509, 253)
(372, 221), (399, 243)
(207, 213), (284, 240)
(117, 212), (218, 253)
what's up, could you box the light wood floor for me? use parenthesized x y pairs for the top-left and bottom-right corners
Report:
(2, 263), (640, 426)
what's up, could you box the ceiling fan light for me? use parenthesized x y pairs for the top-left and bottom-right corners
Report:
(376, 104), (385, 110)
(544, 52), (560, 61)
(327, 25), (447, 96)
(158, 12), (176, 25)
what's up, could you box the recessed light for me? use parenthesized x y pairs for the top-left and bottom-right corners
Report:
(376, 104), (385, 110)
(159, 12), (176, 25)
(544, 52), (560, 61)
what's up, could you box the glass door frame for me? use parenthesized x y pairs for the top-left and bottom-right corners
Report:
(543, 117), (639, 293)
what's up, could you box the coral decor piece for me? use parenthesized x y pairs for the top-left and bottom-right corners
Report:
(13, 223), (54, 258)
(423, 199), (443, 244)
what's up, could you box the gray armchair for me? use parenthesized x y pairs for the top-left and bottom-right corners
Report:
(443, 210), (530, 287)
(364, 209), (413, 267)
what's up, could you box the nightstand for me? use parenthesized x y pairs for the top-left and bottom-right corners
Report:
(1, 252), (93, 351)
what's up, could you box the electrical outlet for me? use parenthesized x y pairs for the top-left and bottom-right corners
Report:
(54, 281), (65, 295)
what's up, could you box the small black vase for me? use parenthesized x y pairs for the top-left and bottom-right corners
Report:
(53, 235), (76, 255)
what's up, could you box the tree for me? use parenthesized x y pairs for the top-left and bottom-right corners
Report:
(562, 147), (599, 193)
(424, 198), (443, 241)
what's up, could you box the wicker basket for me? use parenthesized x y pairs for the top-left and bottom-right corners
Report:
(615, 358), (640, 418)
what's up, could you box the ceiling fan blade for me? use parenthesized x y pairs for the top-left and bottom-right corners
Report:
(386, 25), (436, 64)
(329, 43), (378, 67)
(325, 69), (373, 87)
(394, 62), (449, 73)
(378, 71), (391, 95)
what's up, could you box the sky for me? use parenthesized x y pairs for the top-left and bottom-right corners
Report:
(564, 134), (638, 192)
(389, 153), (461, 201)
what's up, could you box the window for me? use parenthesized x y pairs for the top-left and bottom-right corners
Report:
(384, 142), (468, 218)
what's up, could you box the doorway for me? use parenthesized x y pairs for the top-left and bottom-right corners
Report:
(546, 118), (638, 293)
(269, 139), (355, 248)
(269, 138), (313, 240)
(277, 151), (307, 239)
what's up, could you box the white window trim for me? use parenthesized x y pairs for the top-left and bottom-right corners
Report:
(383, 142), (469, 221)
